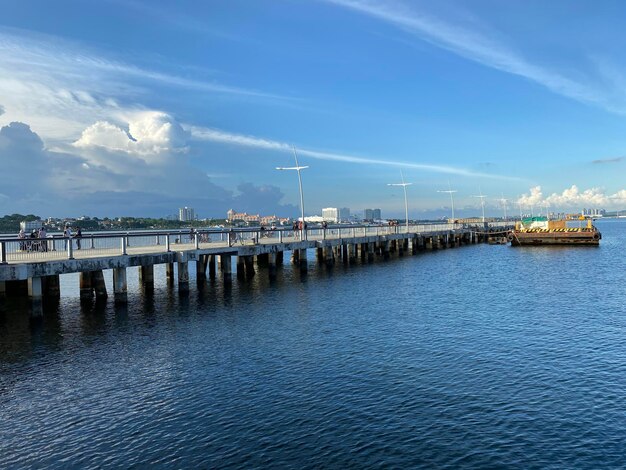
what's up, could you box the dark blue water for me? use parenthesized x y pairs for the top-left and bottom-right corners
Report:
(1, 220), (626, 468)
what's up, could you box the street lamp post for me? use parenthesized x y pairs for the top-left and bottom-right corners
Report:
(499, 195), (508, 220)
(472, 190), (487, 223)
(437, 183), (457, 223)
(387, 172), (412, 234)
(276, 146), (309, 240)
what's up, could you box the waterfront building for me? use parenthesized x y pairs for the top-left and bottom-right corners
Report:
(322, 207), (351, 223)
(364, 208), (382, 221)
(179, 207), (195, 222)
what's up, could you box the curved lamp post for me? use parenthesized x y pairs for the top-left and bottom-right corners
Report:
(276, 146), (308, 240)
(388, 171), (412, 233)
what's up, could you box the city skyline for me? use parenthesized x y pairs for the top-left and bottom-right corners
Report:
(2, 1), (626, 218)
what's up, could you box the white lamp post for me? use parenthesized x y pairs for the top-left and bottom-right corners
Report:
(387, 171), (412, 233)
(437, 183), (457, 223)
(276, 146), (309, 240)
(498, 195), (508, 220)
(472, 189), (487, 223)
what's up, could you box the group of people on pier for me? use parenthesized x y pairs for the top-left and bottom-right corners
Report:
(17, 225), (83, 252)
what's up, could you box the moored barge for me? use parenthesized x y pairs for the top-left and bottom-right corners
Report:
(508, 216), (601, 246)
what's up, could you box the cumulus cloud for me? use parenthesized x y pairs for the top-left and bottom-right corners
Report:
(518, 185), (626, 209)
(0, 104), (4, 116)
(74, 111), (188, 156)
(0, 118), (298, 217)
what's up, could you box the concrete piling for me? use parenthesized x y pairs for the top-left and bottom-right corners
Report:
(140, 265), (154, 290)
(269, 252), (277, 279)
(165, 263), (174, 286)
(236, 256), (246, 280)
(113, 267), (127, 303)
(298, 249), (307, 272)
(177, 261), (189, 291)
(208, 255), (216, 279)
(79, 272), (93, 300)
(220, 254), (232, 283)
(92, 270), (107, 299)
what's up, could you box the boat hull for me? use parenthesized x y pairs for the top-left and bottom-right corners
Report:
(508, 231), (601, 246)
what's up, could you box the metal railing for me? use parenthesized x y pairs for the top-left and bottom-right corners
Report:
(0, 222), (508, 264)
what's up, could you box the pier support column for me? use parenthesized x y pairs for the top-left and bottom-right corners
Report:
(342, 244), (349, 264)
(268, 252), (277, 279)
(43, 275), (60, 299)
(0, 281), (5, 297)
(291, 250), (300, 265)
(237, 256), (246, 280)
(298, 249), (307, 272)
(208, 255), (216, 279)
(28, 276), (43, 299)
(28, 276), (43, 316)
(196, 256), (207, 281)
(113, 268), (127, 303)
(244, 255), (255, 279)
(348, 244), (357, 264)
(140, 265), (155, 290)
(92, 270), (107, 299)
(177, 261), (189, 291)
(220, 254), (232, 284)
(383, 240), (390, 260)
(79, 272), (93, 300)
(316, 247), (324, 263)
(367, 243), (375, 262)
(256, 253), (269, 268)
(276, 251), (284, 265)
(360, 243), (367, 261)
(166, 263), (175, 286)
(398, 240), (405, 257)
(324, 246), (334, 267)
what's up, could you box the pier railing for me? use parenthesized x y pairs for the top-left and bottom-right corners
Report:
(0, 222), (507, 264)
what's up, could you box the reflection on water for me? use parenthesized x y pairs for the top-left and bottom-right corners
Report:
(1, 220), (626, 468)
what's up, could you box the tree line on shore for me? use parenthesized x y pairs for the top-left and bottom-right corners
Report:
(0, 214), (229, 233)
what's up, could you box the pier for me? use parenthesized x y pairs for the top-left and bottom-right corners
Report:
(0, 222), (512, 315)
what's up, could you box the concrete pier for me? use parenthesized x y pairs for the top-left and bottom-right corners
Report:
(0, 222), (514, 314)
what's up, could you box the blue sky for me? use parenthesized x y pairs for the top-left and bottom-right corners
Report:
(2, 0), (626, 219)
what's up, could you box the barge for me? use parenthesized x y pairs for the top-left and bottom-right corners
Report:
(508, 216), (601, 246)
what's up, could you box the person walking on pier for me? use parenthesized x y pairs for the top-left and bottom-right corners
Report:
(18, 228), (26, 251)
(75, 227), (82, 250)
(64, 225), (72, 250)
(38, 226), (48, 252)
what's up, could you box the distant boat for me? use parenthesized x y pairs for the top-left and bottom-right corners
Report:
(508, 215), (601, 246)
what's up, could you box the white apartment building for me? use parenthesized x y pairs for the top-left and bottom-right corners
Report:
(322, 207), (350, 223)
(179, 207), (195, 222)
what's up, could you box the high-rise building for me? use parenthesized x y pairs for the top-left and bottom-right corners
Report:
(364, 208), (382, 221)
(322, 207), (351, 223)
(179, 207), (195, 222)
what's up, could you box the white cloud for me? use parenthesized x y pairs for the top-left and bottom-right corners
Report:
(0, 29), (293, 141)
(326, 0), (626, 114)
(518, 185), (626, 209)
(189, 125), (521, 180)
(74, 112), (188, 166)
